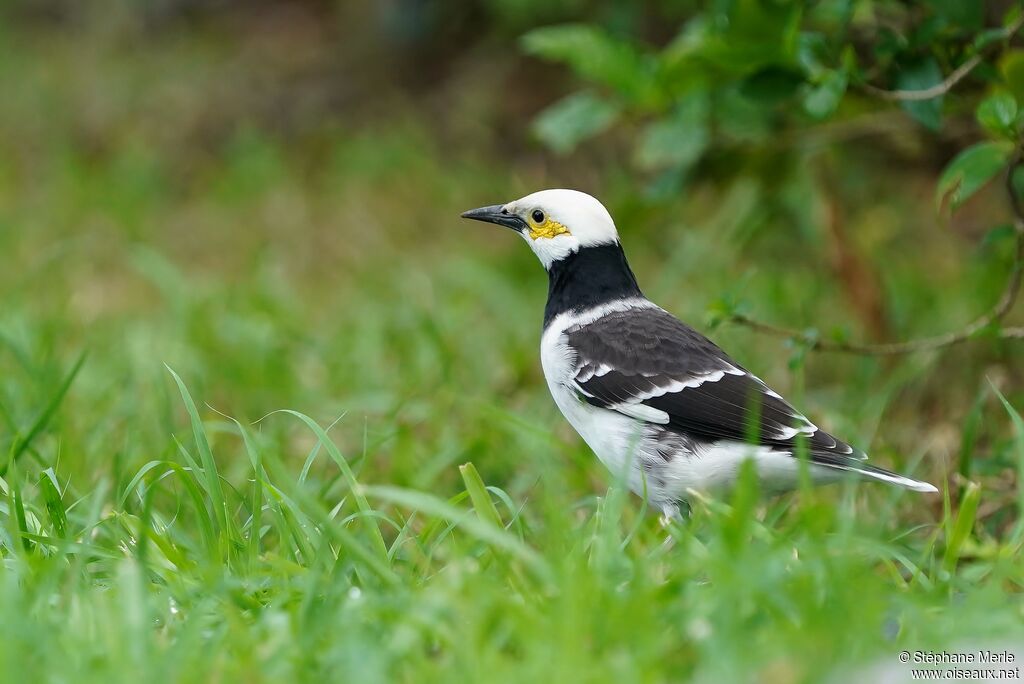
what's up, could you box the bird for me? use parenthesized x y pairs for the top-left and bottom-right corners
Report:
(461, 189), (937, 520)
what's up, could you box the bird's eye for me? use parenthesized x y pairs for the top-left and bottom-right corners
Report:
(531, 209), (545, 223)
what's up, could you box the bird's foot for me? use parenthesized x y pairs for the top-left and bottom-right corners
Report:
(658, 503), (687, 551)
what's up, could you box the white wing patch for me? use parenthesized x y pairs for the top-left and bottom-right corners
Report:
(572, 366), (744, 425)
(775, 423), (817, 440)
(609, 402), (670, 424)
(574, 360), (837, 447)
(619, 368), (733, 401)
(577, 363), (615, 383)
(743, 371), (824, 443)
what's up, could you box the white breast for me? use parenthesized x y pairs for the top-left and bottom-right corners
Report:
(539, 300), (663, 495)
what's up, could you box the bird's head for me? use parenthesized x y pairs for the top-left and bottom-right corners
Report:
(461, 189), (618, 269)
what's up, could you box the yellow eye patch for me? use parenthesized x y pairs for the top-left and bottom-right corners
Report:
(528, 217), (570, 240)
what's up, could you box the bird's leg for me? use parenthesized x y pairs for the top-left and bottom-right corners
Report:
(658, 504), (681, 529)
(660, 499), (691, 526)
(658, 502), (687, 551)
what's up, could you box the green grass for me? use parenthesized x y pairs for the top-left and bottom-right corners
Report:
(0, 366), (1020, 682)
(1, 17), (1023, 682)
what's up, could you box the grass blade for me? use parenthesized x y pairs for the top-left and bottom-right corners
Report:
(39, 467), (67, 539)
(165, 366), (243, 557)
(278, 410), (389, 562)
(8, 472), (30, 552)
(363, 484), (551, 586)
(942, 480), (981, 575)
(2, 351), (86, 475)
(124, 460), (216, 560)
(459, 462), (503, 529)
(991, 382), (1024, 540)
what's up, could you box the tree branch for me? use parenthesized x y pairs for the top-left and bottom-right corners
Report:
(859, 13), (1024, 102)
(726, 153), (1024, 355)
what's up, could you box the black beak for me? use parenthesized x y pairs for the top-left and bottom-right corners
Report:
(460, 204), (527, 232)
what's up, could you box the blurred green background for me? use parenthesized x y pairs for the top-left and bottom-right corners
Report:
(1, 1), (1023, 681)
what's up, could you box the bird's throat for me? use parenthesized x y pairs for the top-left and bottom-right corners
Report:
(543, 243), (643, 327)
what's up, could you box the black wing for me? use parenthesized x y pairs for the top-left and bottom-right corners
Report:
(565, 306), (864, 460)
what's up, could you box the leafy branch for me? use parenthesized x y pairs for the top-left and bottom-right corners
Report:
(727, 153), (1024, 355)
(726, 12), (1024, 355)
(522, 4), (1024, 355)
(860, 13), (1024, 102)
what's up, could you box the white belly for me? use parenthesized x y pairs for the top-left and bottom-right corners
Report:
(545, 378), (651, 491)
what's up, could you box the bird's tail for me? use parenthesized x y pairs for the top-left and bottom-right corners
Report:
(821, 459), (938, 493)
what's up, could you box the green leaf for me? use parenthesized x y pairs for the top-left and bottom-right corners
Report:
(1000, 50), (1024, 104)
(739, 66), (805, 104)
(976, 91), (1018, 138)
(936, 141), (1014, 211)
(803, 68), (848, 119)
(980, 223), (1018, 250)
(661, 17), (709, 69)
(633, 95), (709, 172)
(1012, 160), (1024, 203)
(643, 166), (687, 202)
(693, 0), (802, 74)
(715, 89), (774, 143)
(521, 24), (658, 105)
(898, 58), (943, 131)
(532, 91), (621, 154)
(975, 27), (1013, 52)
(796, 31), (828, 79)
(932, 0), (983, 31)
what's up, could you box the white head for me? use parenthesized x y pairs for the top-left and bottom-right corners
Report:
(461, 189), (619, 269)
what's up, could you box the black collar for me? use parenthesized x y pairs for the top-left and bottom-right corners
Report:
(544, 242), (643, 327)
